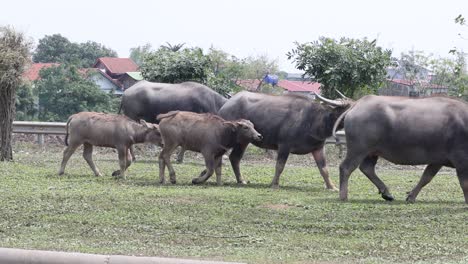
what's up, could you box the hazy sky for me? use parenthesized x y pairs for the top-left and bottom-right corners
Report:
(1, 0), (467, 72)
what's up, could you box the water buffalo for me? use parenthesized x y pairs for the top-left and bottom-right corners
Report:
(217, 91), (351, 189)
(338, 95), (468, 203)
(58, 112), (162, 179)
(119, 81), (227, 162)
(157, 111), (262, 185)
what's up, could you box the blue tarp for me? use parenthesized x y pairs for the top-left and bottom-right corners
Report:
(263, 74), (279, 86)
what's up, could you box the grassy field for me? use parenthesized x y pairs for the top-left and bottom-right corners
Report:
(0, 142), (467, 264)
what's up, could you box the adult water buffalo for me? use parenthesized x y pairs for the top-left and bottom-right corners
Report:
(338, 95), (468, 203)
(119, 80), (227, 162)
(216, 91), (351, 189)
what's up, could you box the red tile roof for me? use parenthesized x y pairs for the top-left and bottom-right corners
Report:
(278, 80), (321, 93)
(22, 63), (59, 81)
(93, 57), (138, 75)
(237, 79), (321, 93)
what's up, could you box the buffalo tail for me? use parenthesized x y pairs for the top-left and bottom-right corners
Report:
(64, 117), (72, 146)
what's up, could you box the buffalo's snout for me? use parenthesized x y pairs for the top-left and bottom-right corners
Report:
(256, 133), (263, 141)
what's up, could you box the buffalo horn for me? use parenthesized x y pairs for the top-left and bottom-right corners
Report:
(334, 89), (349, 99)
(313, 92), (346, 107)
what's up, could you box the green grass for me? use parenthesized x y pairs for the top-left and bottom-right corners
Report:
(0, 143), (467, 264)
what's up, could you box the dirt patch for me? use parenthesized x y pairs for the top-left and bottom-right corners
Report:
(260, 203), (293, 210)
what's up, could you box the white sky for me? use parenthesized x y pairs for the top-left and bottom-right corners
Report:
(1, 0), (467, 72)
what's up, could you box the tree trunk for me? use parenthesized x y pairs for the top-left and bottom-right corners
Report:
(0, 84), (15, 161)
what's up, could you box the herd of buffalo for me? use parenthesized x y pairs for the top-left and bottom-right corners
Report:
(58, 81), (468, 204)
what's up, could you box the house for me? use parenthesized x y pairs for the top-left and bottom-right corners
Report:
(93, 57), (139, 79)
(118, 72), (143, 90)
(23, 58), (142, 95)
(22, 63), (59, 82)
(236, 79), (321, 96)
(379, 79), (449, 97)
(81, 68), (124, 95)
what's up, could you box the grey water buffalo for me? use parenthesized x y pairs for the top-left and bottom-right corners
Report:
(338, 95), (468, 203)
(157, 111), (262, 185)
(58, 112), (162, 179)
(217, 91), (351, 189)
(119, 81), (228, 162)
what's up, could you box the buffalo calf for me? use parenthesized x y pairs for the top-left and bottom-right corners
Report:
(157, 111), (262, 185)
(58, 112), (162, 179)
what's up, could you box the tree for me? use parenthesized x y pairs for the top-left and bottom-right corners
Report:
(0, 26), (31, 161)
(141, 46), (209, 83)
(33, 34), (117, 67)
(75, 41), (118, 67)
(36, 64), (114, 121)
(15, 82), (37, 121)
(160, 42), (185, 52)
(205, 47), (245, 96)
(287, 37), (393, 98)
(33, 34), (71, 63)
(129, 43), (152, 66)
(242, 54), (279, 91)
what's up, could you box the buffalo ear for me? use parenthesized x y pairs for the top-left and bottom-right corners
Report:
(140, 119), (150, 128)
(224, 121), (237, 132)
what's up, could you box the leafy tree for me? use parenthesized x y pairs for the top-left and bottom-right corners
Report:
(0, 26), (31, 161)
(75, 41), (118, 67)
(205, 47), (245, 96)
(15, 82), (37, 120)
(129, 43), (152, 66)
(141, 46), (209, 83)
(160, 42), (185, 52)
(33, 34), (72, 63)
(33, 34), (117, 67)
(242, 54), (279, 91)
(287, 37), (393, 98)
(36, 64), (114, 121)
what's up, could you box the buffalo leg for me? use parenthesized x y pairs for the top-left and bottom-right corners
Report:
(129, 145), (136, 161)
(215, 155), (223, 186)
(113, 149), (133, 177)
(455, 167), (468, 204)
(58, 143), (80, 175)
(271, 146), (290, 189)
(339, 151), (368, 201)
(82, 143), (102, 177)
(176, 147), (186, 164)
(359, 155), (393, 201)
(159, 143), (178, 184)
(229, 143), (249, 184)
(192, 153), (215, 184)
(406, 164), (442, 203)
(116, 146), (129, 180)
(311, 148), (337, 191)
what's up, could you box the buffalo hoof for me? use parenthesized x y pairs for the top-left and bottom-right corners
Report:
(192, 178), (202, 185)
(170, 179), (177, 184)
(176, 159), (184, 164)
(112, 170), (121, 177)
(271, 184), (280, 190)
(381, 193), (395, 201)
(58, 171), (64, 176)
(237, 180), (248, 185)
(326, 186), (339, 192)
(406, 195), (416, 203)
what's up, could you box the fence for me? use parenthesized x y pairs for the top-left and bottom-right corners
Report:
(12, 121), (347, 146)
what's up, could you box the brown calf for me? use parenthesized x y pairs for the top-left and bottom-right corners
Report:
(157, 111), (262, 185)
(58, 112), (162, 179)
